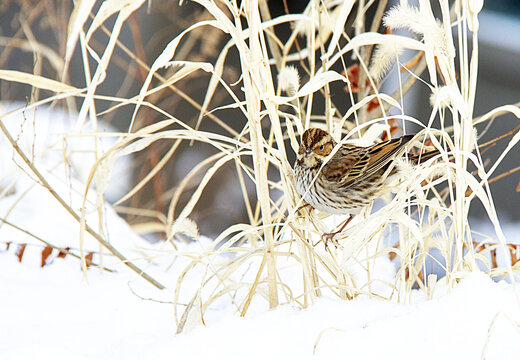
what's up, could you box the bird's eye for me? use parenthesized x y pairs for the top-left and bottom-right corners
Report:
(319, 144), (324, 150)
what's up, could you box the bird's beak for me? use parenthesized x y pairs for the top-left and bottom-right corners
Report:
(305, 147), (311, 156)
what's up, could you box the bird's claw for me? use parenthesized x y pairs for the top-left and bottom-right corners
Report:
(322, 231), (339, 248)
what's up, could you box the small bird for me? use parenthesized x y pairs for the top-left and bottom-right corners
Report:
(294, 128), (439, 243)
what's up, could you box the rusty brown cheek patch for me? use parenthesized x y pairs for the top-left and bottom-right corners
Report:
(313, 143), (332, 156)
(313, 148), (326, 156)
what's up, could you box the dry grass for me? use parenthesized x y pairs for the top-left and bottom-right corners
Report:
(1, 0), (519, 332)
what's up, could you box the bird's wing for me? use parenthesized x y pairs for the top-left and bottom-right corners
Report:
(322, 145), (370, 185)
(323, 135), (414, 188)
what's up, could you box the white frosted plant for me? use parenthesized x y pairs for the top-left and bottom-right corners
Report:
(0, 0), (518, 331)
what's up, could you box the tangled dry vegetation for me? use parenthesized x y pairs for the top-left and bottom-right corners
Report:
(1, 0), (520, 331)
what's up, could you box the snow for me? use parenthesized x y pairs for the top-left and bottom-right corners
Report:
(1, 250), (520, 359)
(176, 273), (520, 360)
(1, 103), (520, 359)
(0, 101), (131, 202)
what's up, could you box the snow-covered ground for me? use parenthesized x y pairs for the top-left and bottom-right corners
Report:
(1, 247), (520, 359)
(1, 103), (520, 359)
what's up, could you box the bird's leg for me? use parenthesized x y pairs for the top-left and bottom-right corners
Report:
(322, 215), (354, 247)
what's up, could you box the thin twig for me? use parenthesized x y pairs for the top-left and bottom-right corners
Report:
(0, 217), (115, 272)
(0, 119), (165, 289)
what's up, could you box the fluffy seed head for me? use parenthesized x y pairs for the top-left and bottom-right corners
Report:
(278, 66), (300, 97)
(369, 40), (405, 81)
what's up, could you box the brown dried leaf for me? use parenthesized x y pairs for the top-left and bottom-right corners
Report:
(389, 242), (399, 261)
(343, 64), (373, 94)
(366, 98), (380, 113)
(15, 244), (26, 262)
(507, 245), (517, 265)
(344, 64), (360, 93)
(423, 139), (434, 147)
(473, 240), (481, 251)
(381, 118), (401, 141)
(57, 247), (70, 258)
(404, 267), (410, 281)
(85, 252), (94, 268)
(41, 246), (53, 267)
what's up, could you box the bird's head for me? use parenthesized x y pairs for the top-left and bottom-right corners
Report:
(296, 128), (336, 167)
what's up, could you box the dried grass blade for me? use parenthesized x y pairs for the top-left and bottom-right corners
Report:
(0, 70), (79, 92)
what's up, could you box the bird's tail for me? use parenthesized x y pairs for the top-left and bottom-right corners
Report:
(407, 148), (440, 164)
